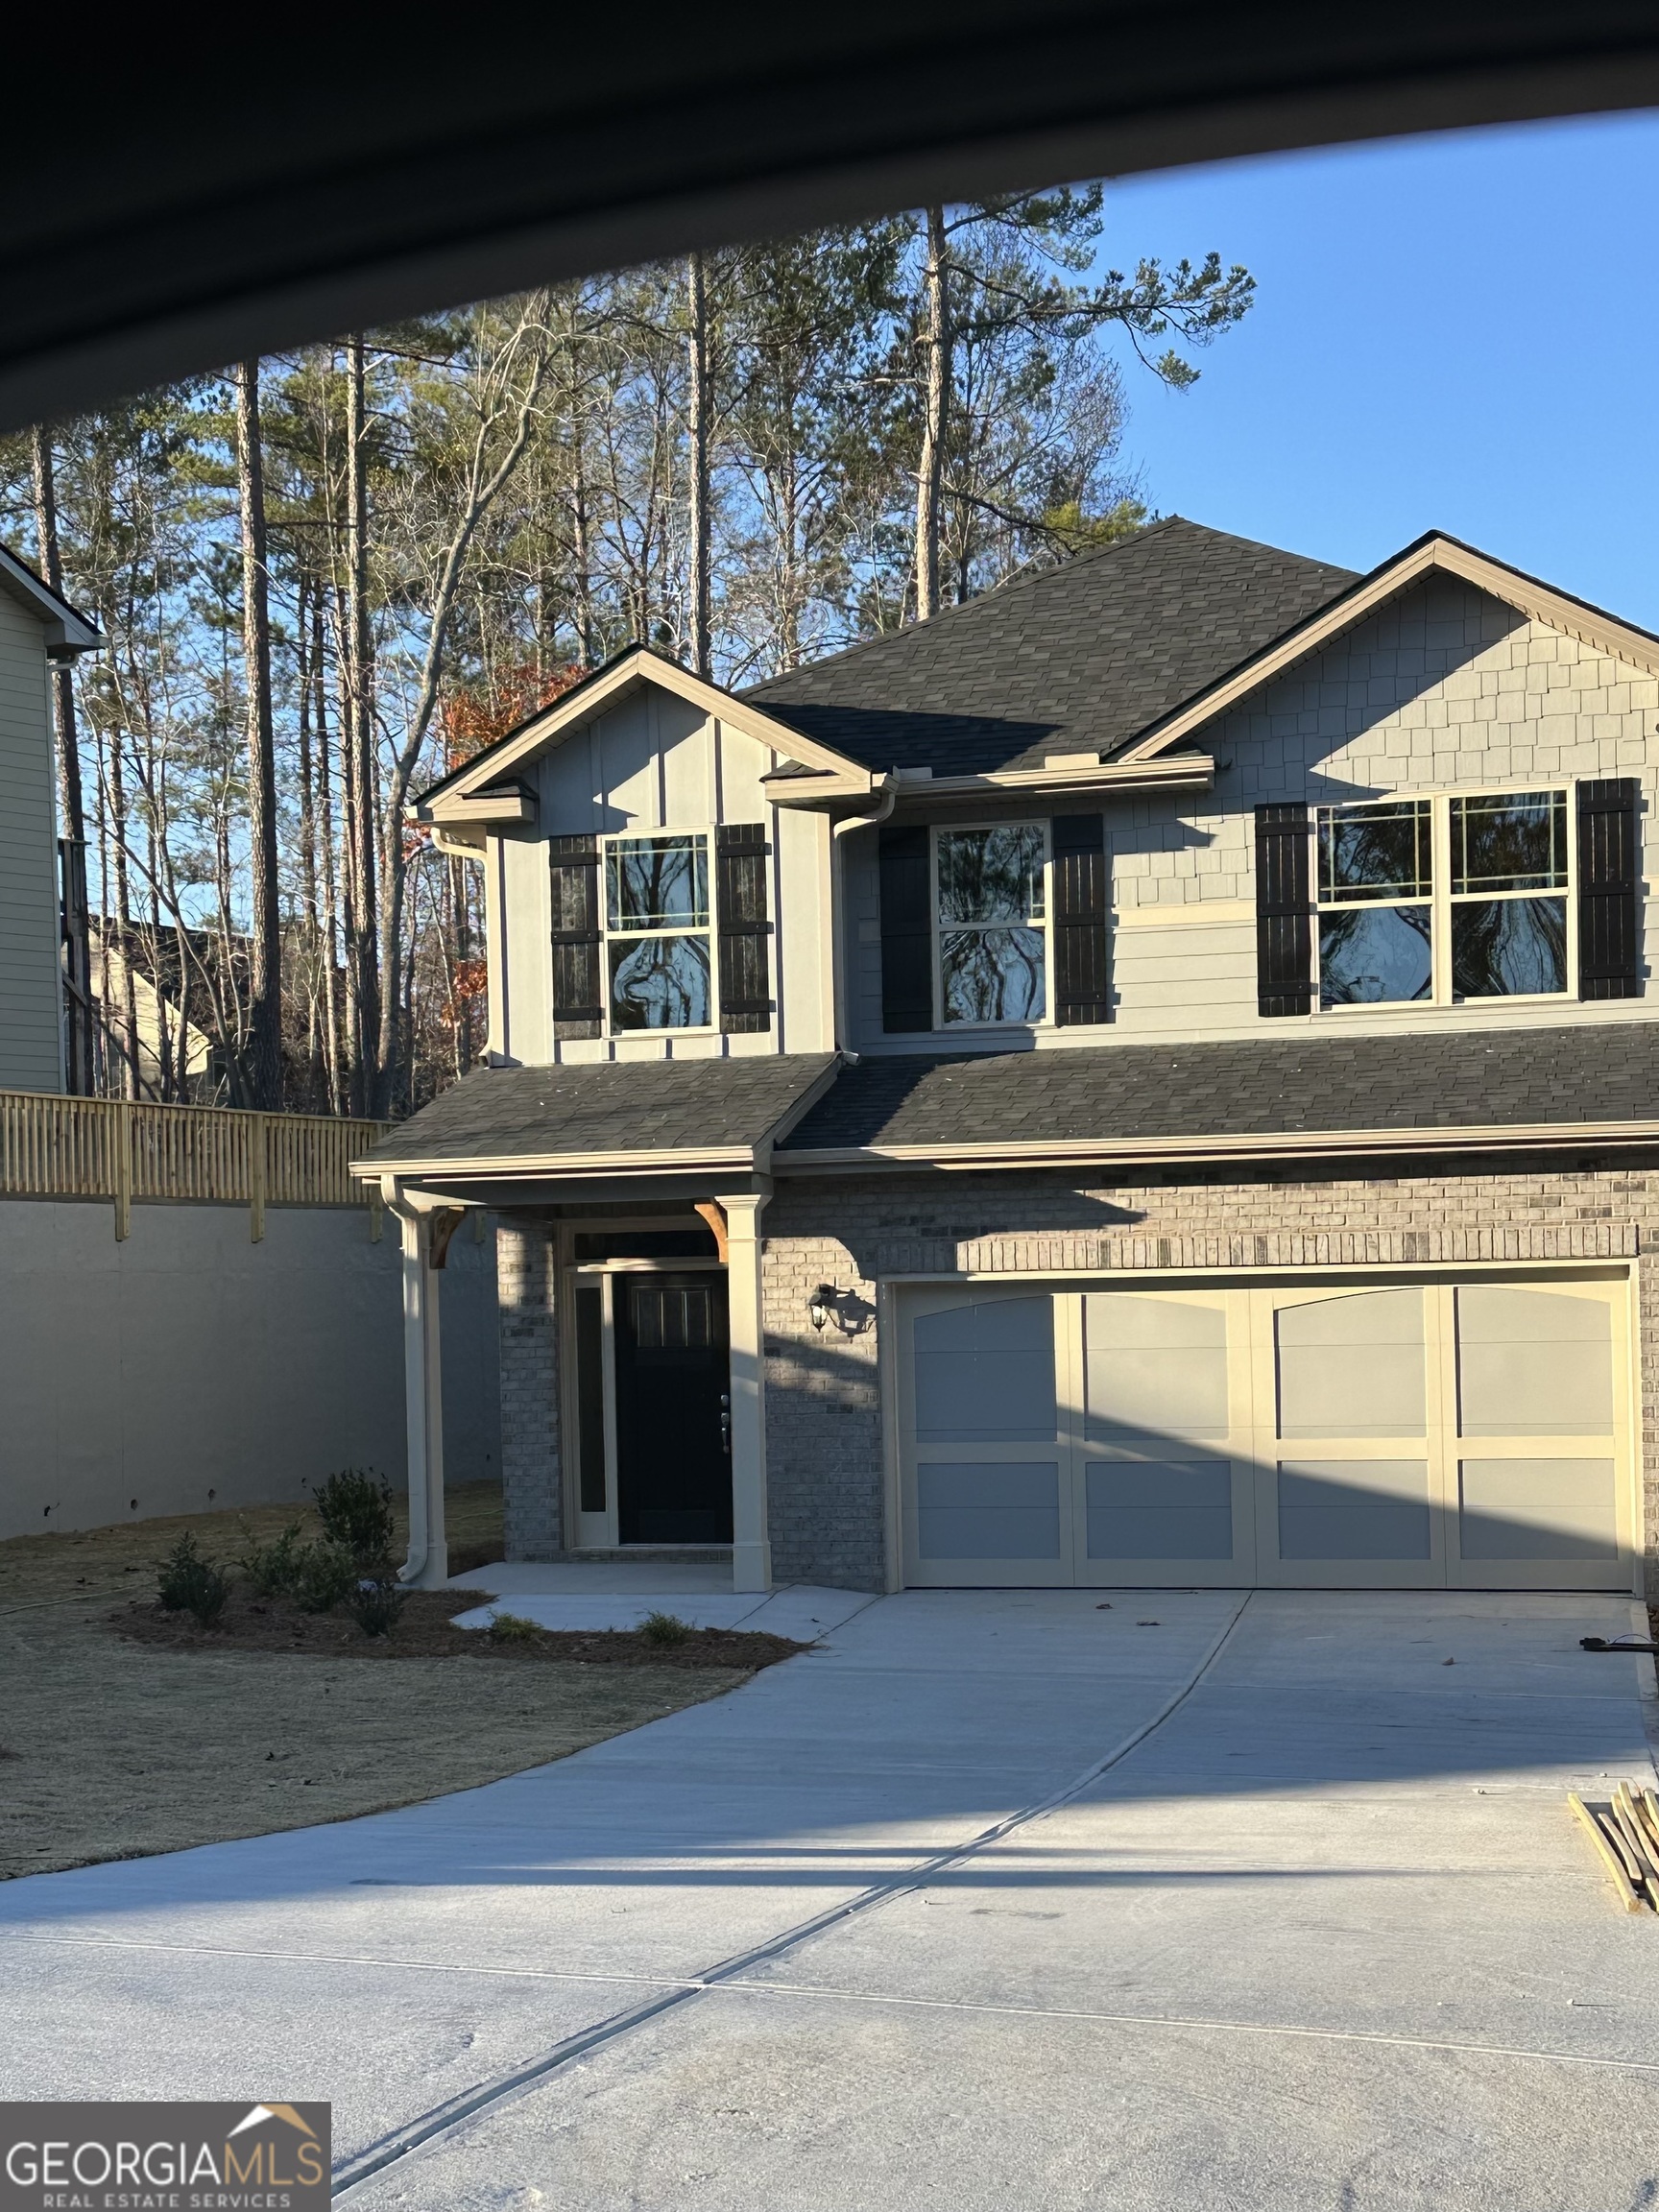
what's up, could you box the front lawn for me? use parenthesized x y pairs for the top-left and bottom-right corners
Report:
(0, 1488), (784, 1880)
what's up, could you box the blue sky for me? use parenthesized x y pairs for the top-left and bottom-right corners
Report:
(1097, 110), (1659, 626)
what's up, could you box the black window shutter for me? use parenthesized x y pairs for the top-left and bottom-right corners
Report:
(1255, 804), (1313, 1018)
(878, 824), (933, 1033)
(1050, 813), (1109, 1025)
(550, 834), (603, 1038)
(1577, 777), (1642, 999)
(716, 824), (773, 1033)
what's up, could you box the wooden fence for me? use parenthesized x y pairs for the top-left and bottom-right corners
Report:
(0, 1090), (391, 1240)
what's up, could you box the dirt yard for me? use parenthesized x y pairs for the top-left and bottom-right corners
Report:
(0, 1487), (770, 1882)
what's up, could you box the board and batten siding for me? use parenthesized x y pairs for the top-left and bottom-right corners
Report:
(846, 573), (1659, 1054)
(485, 685), (833, 1066)
(0, 588), (63, 1093)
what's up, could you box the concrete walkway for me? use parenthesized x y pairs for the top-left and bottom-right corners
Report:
(3, 1589), (1657, 2209)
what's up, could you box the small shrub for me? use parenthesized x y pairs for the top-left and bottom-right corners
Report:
(156, 1533), (229, 1628)
(488, 1611), (541, 1644)
(239, 1520), (306, 1599)
(347, 1575), (409, 1639)
(638, 1610), (692, 1648)
(314, 1469), (395, 1568)
(292, 1540), (359, 1615)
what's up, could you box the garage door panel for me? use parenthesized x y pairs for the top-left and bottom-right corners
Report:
(1275, 1288), (1426, 1438)
(913, 1295), (1055, 1441)
(1455, 1286), (1613, 1436)
(1082, 1293), (1230, 1442)
(914, 1461), (1063, 1562)
(1084, 1459), (1236, 1561)
(1457, 1455), (1619, 1562)
(1275, 1458), (1432, 1563)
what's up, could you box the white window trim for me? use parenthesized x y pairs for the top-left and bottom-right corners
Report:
(928, 819), (1054, 1032)
(1314, 781), (1577, 1015)
(600, 825), (720, 1039)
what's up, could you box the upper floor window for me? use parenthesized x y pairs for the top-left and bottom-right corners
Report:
(935, 824), (1047, 1025)
(1316, 788), (1571, 1009)
(604, 831), (712, 1029)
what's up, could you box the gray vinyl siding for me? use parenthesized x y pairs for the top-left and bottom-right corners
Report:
(845, 575), (1659, 1054)
(0, 589), (62, 1093)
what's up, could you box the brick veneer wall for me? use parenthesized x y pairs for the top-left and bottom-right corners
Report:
(496, 1216), (562, 1560)
(762, 1155), (1659, 1594)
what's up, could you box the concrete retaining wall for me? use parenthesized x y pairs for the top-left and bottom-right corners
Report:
(0, 1197), (500, 1538)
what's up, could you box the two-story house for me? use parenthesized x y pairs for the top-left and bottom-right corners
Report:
(361, 518), (1659, 1601)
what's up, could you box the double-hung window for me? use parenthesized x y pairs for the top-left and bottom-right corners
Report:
(935, 824), (1047, 1025)
(1448, 789), (1570, 998)
(1315, 788), (1572, 1009)
(603, 831), (713, 1030)
(1316, 799), (1434, 1005)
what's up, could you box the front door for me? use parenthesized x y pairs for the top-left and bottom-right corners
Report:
(613, 1272), (733, 1544)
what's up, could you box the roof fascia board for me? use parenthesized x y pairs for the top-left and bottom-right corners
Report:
(0, 545), (99, 653)
(1119, 536), (1659, 764)
(413, 650), (868, 821)
(774, 1117), (1659, 1174)
(352, 1142), (759, 1180)
(763, 756), (1213, 809)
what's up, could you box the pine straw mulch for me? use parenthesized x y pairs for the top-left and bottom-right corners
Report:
(114, 1586), (808, 1670)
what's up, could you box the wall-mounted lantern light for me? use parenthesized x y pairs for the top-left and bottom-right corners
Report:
(807, 1284), (840, 1332)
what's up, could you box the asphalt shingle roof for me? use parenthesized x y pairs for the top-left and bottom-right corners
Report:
(360, 1053), (837, 1166)
(745, 518), (1358, 776)
(778, 1025), (1659, 1156)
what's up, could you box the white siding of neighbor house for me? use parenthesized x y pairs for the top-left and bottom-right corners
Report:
(842, 574), (1659, 1054)
(0, 587), (63, 1092)
(486, 685), (834, 1065)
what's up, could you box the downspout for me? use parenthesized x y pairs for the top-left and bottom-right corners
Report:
(830, 775), (898, 1060)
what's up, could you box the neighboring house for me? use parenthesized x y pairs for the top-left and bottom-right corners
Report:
(0, 545), (98, 1092)
(91, 922), (235, 1102)
(360, 518), (1659, 1601)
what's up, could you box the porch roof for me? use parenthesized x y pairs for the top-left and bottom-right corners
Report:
(353, 1052), (838, 1181)
(773, 1022), (1659, 1172)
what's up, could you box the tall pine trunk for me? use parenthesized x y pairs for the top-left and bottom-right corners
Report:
(312, 590), (344, 1114)
(347, 337), (381, 1114)
(914, 204), (950, 624)
(685, 252), (712, 677)
(235, 359), (283, 1109)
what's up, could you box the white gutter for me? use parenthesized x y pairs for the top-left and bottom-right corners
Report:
(771, 1118), (1659, 1175)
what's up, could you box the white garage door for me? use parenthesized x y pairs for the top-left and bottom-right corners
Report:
(898, 1275), (1634, 1590)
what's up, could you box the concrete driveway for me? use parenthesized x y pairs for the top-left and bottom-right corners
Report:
(3, 1588), (1658, 2210)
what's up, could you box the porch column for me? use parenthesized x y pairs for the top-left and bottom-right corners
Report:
(386, 1180), (449, 1590)
(718, 1190), (771, 1592)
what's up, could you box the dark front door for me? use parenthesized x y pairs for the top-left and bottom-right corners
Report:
(613, 1272), (733, 1544)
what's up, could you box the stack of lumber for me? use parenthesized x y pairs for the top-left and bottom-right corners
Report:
(1570, 1785), (1659, 1911)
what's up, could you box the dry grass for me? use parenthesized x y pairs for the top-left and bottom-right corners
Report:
(0, 1488), (757, 1882)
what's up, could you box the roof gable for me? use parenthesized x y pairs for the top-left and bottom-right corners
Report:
(744, 518), (1358, 775)
(1119, 531), (1659, 762)
(414, 646), (870, 825)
